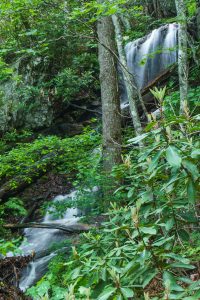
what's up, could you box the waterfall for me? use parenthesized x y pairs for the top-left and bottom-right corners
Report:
(19, 191), (79, 291)
(125, 23), (178, 89)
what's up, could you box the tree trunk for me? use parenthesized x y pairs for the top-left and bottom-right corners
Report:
(175, 0), (189, 114)
(143, 0), (176, 18)
(153, 0), (163, 18)
(112, 14), (146, 136)
(120, 14), (131, 31)
(197, 0), (200, 40)
(97, 13), (122, 172)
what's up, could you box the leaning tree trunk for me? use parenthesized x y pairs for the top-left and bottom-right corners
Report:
(112, 14), (146, 136)
(97, 14), (122, 173)
(175, 0), (189, 115)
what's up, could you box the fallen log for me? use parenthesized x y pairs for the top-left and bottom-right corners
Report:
(3, 222), (92, 233)
(141, 64), (177, 96)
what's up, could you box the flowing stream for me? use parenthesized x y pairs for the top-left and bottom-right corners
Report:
(19, 191), (79, 291)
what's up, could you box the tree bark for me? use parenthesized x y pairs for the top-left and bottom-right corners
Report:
(112, 14), (147, 135)
(175, 0), (189, 114)
(153, 0), (163, 18)
(197, 0), (200, 40)
(143, 0), (176, 18)
(120, 14), (131, 31)
(97, 12), (122, 172)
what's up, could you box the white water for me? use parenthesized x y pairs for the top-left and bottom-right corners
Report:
(19, 191), (79, 291)
(125, 23), (178, 89)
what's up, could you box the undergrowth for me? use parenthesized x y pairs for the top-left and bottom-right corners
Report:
(0, 127), (100, 188)
(26, 91), (200, 299)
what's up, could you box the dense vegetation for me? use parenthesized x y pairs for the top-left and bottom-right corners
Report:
(25, 89), (200, 300)
(0, 0), (199, 300)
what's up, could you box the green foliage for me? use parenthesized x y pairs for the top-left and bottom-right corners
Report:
(0, 127), (100, 189)
(0, 1), (199, 299)
(0, 0), (100, 132)
(27, 110), (199, 299)
(2, 129), (33, 143)
(0, 237), (22, 256)
(164, 86), (200, 116)
(0, 196), (27, 238)
(53, 68), (95, 102)
(1, 198), (27, 217)
(186, 0), (197, 16)
(0, 58), (13, 81)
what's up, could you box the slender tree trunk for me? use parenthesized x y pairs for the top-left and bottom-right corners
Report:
(120, 14), (131, 31)
(175, 0), (189, 114)
(112, 14), (147, 135)
(197, 0), (200, 40)
(97, 14), (122, 173)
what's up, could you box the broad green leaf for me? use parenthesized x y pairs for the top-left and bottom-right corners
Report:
(122, 261), (139, 275)
(140, 227), (157, 235)
(37, 281), (50, 297)
(163, 253), (190, 264)
(128, 133), (148, 144)
(142, 270), (158, 288)
(139, 249), (151, 265)
(161, 174), (180, 191)
(165, 218), (174, 231)
(79, 286), (91, 297)
(120, 287), (134, 298)
(187, 178), (196, 203)
(191, 149), (200, 158)
(169, 262), (195, 269)
(163, 271), (184, 292)
(166, 146), (182, 168)
(127, 188), (134, 198)
(184, 296), (200, 300)
(178, 229), (190, 241)
(98, 287), (117, 300)
(182, 160), (199, 181)
(115, 294), (123, 300)
(148, 150), (163, 173)
(101, 268), (107, 281)
(153, 235), (174, 246)
(71, 267), (81, 279)
(145, 121), (158, 132)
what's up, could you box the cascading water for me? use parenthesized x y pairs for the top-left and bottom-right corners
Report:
(19, 191), (79, 291)
(125, 23), (178, 89)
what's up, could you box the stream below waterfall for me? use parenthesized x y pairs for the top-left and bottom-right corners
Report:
(19, 191), (79, 291)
